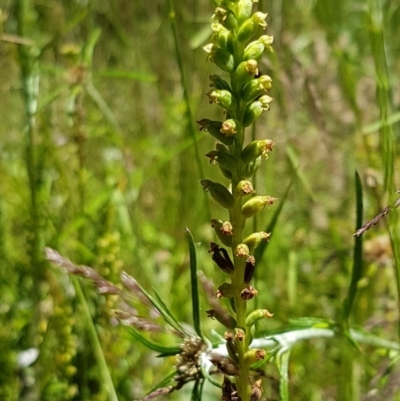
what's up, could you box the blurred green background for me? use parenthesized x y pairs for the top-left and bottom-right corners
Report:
(1, 0), (400, 400)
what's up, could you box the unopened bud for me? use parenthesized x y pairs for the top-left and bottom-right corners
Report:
(203, 43), (235, 72)
(244, 156), (262, 178)
(245, 309), (274, 328)
(242, 196), (277, 219)
(244, 349), (266, 364)
(207, 89), (237, 112)
(243, 35), (274, 61)
(237, 12), (268, 42)
(209, 74), (231, 91)
(242, 139), (274, 164)
(217, 283), (235, 298)
(242, 75), (273, 102)
(243, 231), (271, 253)
(237, 0), (254, 22)
(235, 59), (259, 84)
(205, 149), (237, 173)
(201, 179), (234, 209)
(242, 96), (273, 127)
(211, 219), (233, 247)
(235, 180), (255, 197)
(197, 119), (234, 146)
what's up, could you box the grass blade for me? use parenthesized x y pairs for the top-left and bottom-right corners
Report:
(186, 227), (203, 339)
(127, 327), (180, 356)
(342, 171), (364, 325)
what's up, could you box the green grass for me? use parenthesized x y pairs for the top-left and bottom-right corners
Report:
(1, 0), (400, 400)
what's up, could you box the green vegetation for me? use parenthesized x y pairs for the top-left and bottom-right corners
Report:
(1, 0), (400, 400)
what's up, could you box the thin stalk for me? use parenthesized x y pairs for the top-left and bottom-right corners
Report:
(16, 0), (43, 281)
(73, 279), (119, 401)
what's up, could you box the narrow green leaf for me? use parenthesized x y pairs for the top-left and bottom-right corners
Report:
(127, 327), (180, 355)
(186, 227), (203, 339)
(342, 171), (363, 325)
(147, 371), (177, 394)
(151, 288), (190, 336)
(276, 349), (291, 401)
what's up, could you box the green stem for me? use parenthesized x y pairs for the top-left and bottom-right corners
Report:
(73, 279), (119, 401)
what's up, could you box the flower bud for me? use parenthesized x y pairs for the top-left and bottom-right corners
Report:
(212, 7), (238, 30)
(236, 243), (250, 258)
(237, 12), (268, 42)
(209, 74), (231, 91)
(219, 165), (233, 180)
(244, 349), (266, 365)
(235, 180), (255, 197)
(243, 231), (271, 253)
(243, 35), (274, 60)
(242, 196), (277, 218)
(242, 96), (273, 126)
(244, 255), (256, 284)
(204, 43), (235, 72)
(201, 179), (234, 209)
(237, 0), (254, 23)
(220, 119), (241, 137)
(209, 242), (234, 274)
(241, 139), (274, 163)
(207, 89), (237, 112)
(245, 309), (274, 328)
(205, 149), (237, 173)
(244, 156), (262, 178)
(217, 283), (235, 298)
(234, 59), (259, 84)
(197, 119), (234, 146)
(242, 75), (273, 102)
(211, 219), (233, 247)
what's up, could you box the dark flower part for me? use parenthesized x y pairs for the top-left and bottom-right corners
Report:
(250, 379), (263, 401)
(244, 255), (256, 284)
(241, 285), (258, 300)
(222, 376), (241, 401)
(209, 242), (234, 274)
(209, 352), (240, 376)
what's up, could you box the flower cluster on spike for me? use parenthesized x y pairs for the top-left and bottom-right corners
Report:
(199, 1), (276, 399)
